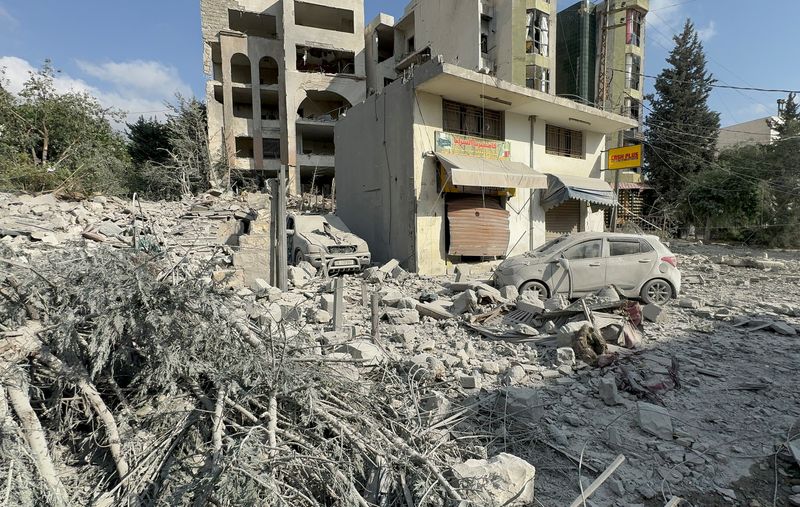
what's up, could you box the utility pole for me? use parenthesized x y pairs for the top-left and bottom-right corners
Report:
(611, 130), (623, 232)
(270, 167), (288, 291)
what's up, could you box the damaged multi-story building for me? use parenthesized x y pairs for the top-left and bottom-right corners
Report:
(338, 0), (638, 275)
(555, 0), (652, 228)
(201, 0), (367, 194)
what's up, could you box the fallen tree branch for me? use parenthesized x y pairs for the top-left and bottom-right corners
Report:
(6, 372), (70, 507)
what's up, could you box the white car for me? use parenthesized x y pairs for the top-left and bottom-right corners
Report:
(287, 213), (371, 274)
(493, 232), (681, 304)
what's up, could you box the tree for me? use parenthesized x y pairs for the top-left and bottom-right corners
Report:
(760, 92), (800, 246)
(0, 60), (130, 195)
(644, 20), (720, 209)
(127, 116), (171, 167)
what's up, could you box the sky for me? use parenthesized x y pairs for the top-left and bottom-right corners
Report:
(0, 0), (797, 127)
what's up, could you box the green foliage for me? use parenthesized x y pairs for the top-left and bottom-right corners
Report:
(127, 116), (171, 166)
(0, 60), (130, 196)
(644, 20), (720, 207)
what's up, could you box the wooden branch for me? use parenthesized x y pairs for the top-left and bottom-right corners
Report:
(267, 390), (278, 454)
(36, 350), (130, 483)
(569, 454), (626, 507)
(6, 373), (70, 507)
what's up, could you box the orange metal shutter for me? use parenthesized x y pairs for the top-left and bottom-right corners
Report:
(447, 196), (510, 257)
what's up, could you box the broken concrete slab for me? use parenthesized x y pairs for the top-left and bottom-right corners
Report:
(379, 258), (400, 274)
(638, 401), (673, 440)
(598, 376), (622, 406)
(450, 289), (478, 316)
(334, 340), (385, 366)
(770, 321), (797, 336)
(383, 309), (420, 325)
(643, 304), (667, 323)
(450, 453), (536, 507)
(416, 301), (455, 320)
(516, 292), (545, 315)
(499, 285), (519, 301)
(556, 347), (576, 367)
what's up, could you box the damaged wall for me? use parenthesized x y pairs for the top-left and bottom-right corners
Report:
(335, 79), (416, 271)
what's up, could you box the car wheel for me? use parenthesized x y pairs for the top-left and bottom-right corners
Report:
(641, 279), (673, 305)
(519, 281), (549, 299)
(294, 249), (305, 266)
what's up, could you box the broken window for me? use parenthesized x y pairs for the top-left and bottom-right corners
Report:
(625, 54), (641, 91)
(294, 1), (355, 33)
(481, 17), (491, 55)
(296, 46), (356, 74)
(442, 99), (505, 141)
(228, 10), (278, 39)
(625, 97), (641, 120)
(546, 125), (584, 159)
(526, 65), (550, 93)
(263, 138), (281, 159)
(259, 57), (279, 86)
(626, 10), (643, 47)
(407, 36), (416, 54)
(526, 9), (549, 56)
(235, 137), (254, 159)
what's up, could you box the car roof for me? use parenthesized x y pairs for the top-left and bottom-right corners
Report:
(563, 231), (658, 241)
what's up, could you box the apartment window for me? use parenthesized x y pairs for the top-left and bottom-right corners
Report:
(235, 137), (255, 159)
(625, 54), (641, 90)
(626, 10), (644, 47)
(625, 97), (641, 121)
(228, 10), (278, 39)
(294, 1), (355, 33)
(263, 138), (281, 159)
(526, 10), (549, 56)
(407, 36), (416, 53)
(443, 100), (504, 141)
(546, 125), (584, 158)
(481, 17), (491, 54)
(526, 65), (550, 93)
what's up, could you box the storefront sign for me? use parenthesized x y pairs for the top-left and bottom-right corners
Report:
(607, 144), (643, 170)
(435, 132), (511, 160)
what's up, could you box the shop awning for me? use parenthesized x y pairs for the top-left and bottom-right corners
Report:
(541, 174), (617, 211)
(436, 153), (548, 189)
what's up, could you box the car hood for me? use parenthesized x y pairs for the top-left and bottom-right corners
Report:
(498, 253), (550, 271)
(299, 230), (367, 249)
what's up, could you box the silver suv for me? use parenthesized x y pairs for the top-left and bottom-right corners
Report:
(494, 232), (681, 304)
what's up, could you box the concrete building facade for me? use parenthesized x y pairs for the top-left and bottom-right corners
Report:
(201, 0), (367, 193)
(365, 0), (559, 96)
(336, 59), (636, 275)
(718, 116), (779, 151)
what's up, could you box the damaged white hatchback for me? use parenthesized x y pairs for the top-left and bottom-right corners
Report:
(493, 232), (681, 304)
(287, 213), (371, 274)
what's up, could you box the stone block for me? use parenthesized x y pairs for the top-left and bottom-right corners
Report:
(638, 401), (673, 440)
(450, 454), (536, 507)
(499, 285), (519, 301)
(598, 376), (622, 406)
(643, 304), (667, 323)
(556, 347), (576, 367)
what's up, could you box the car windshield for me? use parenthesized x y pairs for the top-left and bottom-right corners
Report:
(295, 215), (351, 234)
(529, 236), (570, 256)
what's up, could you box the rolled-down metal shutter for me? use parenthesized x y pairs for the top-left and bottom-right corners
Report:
(545, 199), (581, 240)
(447, 195), (510, 257)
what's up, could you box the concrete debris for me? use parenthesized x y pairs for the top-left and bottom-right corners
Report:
(556, 347), (576, 367)
(335, 340), (385, 366)
(288, 266), (312, 287)
(637, 402), (673, 440)
(642, 303), (666, 323)
(516, 292), (545, 314)
(598, 376), (623, 406)
(379, 258), (400, 274)
(450, 289), (478, 315)
(384, 308), (420, 325)
(499, 285), (519, 301)
(450, 453), (536, 507)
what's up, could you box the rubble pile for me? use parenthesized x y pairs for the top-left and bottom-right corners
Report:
(1, 194), (800, 506)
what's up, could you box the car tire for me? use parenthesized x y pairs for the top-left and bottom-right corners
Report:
(640, 279), (674, 305)
(294, 249), (305, 266)
(519, 281), (549, 299)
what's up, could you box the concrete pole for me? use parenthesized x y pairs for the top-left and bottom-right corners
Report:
(370, 293), (380, 340)
(276, 167), (288, 291)
(333, 277), (345, 331)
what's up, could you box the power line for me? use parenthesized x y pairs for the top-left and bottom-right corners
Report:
(611, 68), (800, 94)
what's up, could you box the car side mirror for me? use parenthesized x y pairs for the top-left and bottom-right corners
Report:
(558, 257), (570, 270)
(287, 229), (295, 237)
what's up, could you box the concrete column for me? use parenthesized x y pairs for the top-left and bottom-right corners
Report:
(250, 43), (264, 172)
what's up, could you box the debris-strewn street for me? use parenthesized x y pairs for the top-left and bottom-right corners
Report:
(1, 192), (799, 506)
